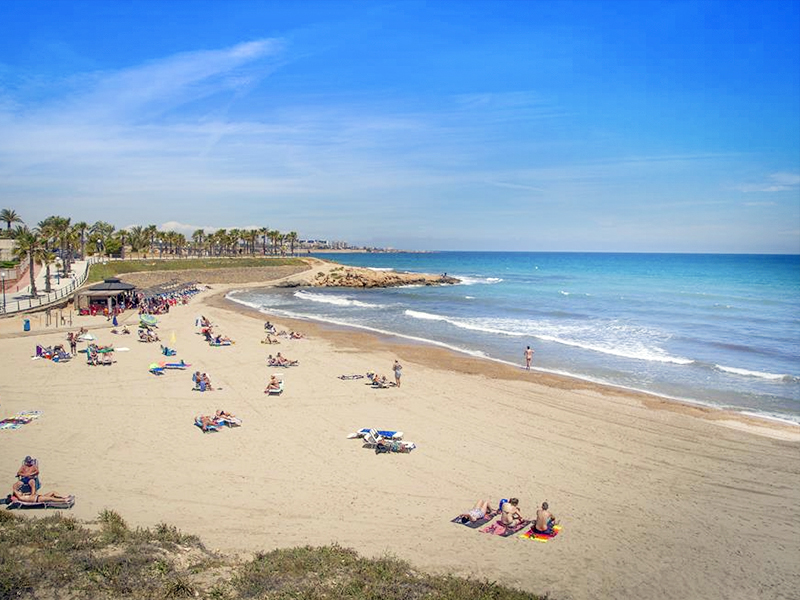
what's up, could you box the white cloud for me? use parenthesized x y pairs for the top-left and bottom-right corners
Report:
(736, 172), (800, 193)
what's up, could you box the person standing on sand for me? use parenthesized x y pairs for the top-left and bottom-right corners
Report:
(524, 346), (534, 370)
(393, 360), (403, 387)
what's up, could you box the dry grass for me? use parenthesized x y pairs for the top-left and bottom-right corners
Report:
(0, 510), (545, 600)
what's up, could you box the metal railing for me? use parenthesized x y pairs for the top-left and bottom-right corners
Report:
(0, 257), (100, 316)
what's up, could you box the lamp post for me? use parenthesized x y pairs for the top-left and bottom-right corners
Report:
(0, 270), (7, 313)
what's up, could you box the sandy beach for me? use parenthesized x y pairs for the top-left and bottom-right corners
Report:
(1, 268), (798, 600)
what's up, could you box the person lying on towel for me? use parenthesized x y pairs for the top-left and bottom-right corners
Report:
(458, 499), (496, 523)
(533, 501), (557, 535)
(11, 480), (72, 504)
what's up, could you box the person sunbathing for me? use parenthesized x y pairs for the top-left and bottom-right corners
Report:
(261, 335), (279, 344)
(200, 373), (214, 391)
(11, 480), (72, 504)
(212, 335), (232, 345)
(289, 331), (304, 339)
(500, 498), (525, 528)
(121, 325), (130, 334)
(459, 500), (496, 523)
(196, 415), (218, 432)
(533, 501), (557, 534)
(215, 409), (236, 420)
(264, 375), (282, 393)
(275, 352), (298, 366)
(101, 351), (113, 365)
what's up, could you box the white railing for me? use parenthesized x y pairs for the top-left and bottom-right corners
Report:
(0, 257), (100, 316)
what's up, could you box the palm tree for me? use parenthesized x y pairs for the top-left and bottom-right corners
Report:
(0, 209), (23, 233)
(12, 227), (42, 297)
(192, 229), (205, 257)
(127, 226), (148, 257)
(73, 222), (89, 260)
(259, 227), (269, 256)
(36, 248), (56, 294)
(90, 221), (115, 257)
(144, 225), (158, 257)
(286, 231), (298, 256)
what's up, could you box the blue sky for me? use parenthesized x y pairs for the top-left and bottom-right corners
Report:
(1, 0), (798, 252)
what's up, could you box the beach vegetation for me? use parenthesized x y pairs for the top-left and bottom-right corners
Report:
(0, 511), (544, 600)
(87, 257), (307, 283)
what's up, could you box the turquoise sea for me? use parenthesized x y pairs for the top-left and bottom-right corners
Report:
(229, 252), (800, 424)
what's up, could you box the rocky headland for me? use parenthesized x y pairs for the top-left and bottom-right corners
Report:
(279, 264), (460, 288)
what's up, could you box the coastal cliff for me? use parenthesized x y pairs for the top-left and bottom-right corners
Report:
(279, 264), (460, 288)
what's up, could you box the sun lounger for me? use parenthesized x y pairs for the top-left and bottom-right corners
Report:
(5, 495), (75, 510)
(347, 428), (403, 440)
(161, 360), (190, 369)
(361, 429), (416, 453)
(194, 417), (219, 433)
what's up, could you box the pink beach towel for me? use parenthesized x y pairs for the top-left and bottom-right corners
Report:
(479, 520), (531, 537)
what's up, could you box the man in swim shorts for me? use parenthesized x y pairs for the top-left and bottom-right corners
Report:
(393, 360), (402, 387)
(524, 346), (534, 370)
(533, 501), (556, 534)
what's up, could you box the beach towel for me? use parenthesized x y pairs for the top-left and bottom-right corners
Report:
(451, 511), (497, 529)
(480, 520), (531, 537)
(519, 525), (562, 542)
(149, 363), (165, 375)
(160, 360), (190, 369)
(338, 374), (365, 380)
(266, 381), (284, 395)
(5, 495), (75, 510)
(0, 411), (42, 431)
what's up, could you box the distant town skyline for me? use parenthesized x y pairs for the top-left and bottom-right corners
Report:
(1, 0), (798, 253)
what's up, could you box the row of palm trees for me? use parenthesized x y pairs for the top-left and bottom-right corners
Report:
(0, 209), (300, 297)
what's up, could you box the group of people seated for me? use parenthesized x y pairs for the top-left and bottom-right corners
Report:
(192, 371), (214, 391)
(138, 328), (160, 342)
(86, 343), (114, 366)
(267, 353), (298, 367)
(457, 498), (557, 534)
(9, 456), (73, 505)
(366, 371), (394, 387)
(35, 344), (71, 362)
(195, 410), (240, 432)
(201, 326), (233, 346)
(263, 322), (304, 341)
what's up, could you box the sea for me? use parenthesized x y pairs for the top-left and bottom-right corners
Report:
(227, 252), (800, 424)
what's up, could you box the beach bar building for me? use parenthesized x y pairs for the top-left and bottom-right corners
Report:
(75, 277), (137, 315)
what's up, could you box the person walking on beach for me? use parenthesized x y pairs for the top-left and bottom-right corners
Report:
(393, 360), (403, 387)
(524, 346), (535, 370)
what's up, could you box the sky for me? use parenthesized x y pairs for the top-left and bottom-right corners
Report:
(1, 0), (798, 253)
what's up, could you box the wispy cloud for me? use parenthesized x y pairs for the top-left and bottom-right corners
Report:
(736, 172), (800, 193)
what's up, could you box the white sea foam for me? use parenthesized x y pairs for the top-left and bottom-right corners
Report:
(465, 296), (475, 299)
(455, 275), (504, 285)
(294, 290), (383, 309)
(367, 267), (395, 272)
(715, 365), (790, 381)
(404, 310), (692, 365)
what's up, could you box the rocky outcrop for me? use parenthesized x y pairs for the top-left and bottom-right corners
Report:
(279, 266), (459, 288)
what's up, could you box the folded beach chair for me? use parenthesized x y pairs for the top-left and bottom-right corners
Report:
(5, 495), (75, 510)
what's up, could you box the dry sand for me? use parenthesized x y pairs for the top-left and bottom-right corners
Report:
(1, 272), (798, 600)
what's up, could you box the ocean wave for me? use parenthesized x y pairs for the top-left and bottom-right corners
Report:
(367, 267), (395, 272)
(224, 293), (262, 311)
(714, 365), (797, 382)
(403, 310), (693, 365)
(294, 290), (384, 309)
(455, 275), (504, 285)
(560, 290), (591, 297)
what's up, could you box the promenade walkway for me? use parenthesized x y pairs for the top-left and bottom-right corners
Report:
(1, 258), (94, 315)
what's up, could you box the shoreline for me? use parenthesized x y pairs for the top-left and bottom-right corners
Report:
(218, 282), (800, 441)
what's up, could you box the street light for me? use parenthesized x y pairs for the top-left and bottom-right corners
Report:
(0, 270), (7, 313)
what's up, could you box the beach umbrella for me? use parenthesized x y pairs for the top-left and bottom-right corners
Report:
(140, 314), (158, 327)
